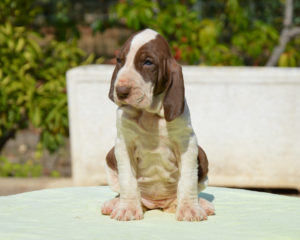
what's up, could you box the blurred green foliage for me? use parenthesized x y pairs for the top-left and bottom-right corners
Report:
(105, 0), (300, 66)
(0, 155), (42, 177)
(0, 0), (40, 27)
(278, 37), (300, 67)
(0, 155), (60, 177)
(35, 0), (80, 41)
(5, 0), (297, 66)
(0, 0), (95, 161)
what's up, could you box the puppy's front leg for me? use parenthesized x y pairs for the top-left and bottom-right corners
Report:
(176, 135), (207, 221)
(110, 138), (143, 221)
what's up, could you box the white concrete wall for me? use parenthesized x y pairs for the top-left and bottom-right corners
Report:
(67, 65), (300, 190)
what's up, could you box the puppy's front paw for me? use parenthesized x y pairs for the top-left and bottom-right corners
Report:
(176, 202), (207, 221)
(110, 199), (143, 221)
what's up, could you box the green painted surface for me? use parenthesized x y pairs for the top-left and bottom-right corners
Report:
(0, 186), (299, 240)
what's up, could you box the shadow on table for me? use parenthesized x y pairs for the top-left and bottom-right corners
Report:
(199, 192), (215, 202)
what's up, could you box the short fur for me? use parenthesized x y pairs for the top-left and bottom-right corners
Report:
(102, 29), (214, 221)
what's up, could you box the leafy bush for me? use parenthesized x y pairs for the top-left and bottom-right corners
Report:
(278, 37), (300, 67)
(102, 0), (299, 66)
(0, 0), (97, 162)
(0, 22), (94, 154)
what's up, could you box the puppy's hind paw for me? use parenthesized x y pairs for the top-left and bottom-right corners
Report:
(101, 197), (120, 215)
(199, 197), (215, 216)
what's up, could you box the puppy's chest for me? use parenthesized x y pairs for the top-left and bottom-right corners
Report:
(130, 113), (178, 152)
(134, 135), (179, 197)
(123, 114), (179, 183)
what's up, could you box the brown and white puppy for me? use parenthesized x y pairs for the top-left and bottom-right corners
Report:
(101, 29), (214, 221)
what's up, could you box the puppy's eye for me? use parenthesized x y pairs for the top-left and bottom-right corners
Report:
(116, 58), (122, 64)
(144, 60), (153, 66)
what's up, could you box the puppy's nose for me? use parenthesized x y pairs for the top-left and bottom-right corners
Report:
(116, 85), (131, 99)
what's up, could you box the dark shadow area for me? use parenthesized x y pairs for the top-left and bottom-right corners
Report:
(199, 192), (215, 202)
(241, 188), (300, 197)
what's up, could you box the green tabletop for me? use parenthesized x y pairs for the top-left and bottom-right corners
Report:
(0, 186), (299, 240)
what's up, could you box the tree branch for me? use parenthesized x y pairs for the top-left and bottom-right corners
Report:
(288, 27), (300, 37)
(284, 0), (293, 27)
(266, 0), (300, 66)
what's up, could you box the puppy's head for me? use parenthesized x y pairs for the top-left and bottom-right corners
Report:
(109, 29), (184, 121)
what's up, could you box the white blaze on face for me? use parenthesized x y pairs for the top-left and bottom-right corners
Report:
(114, 29), (159, 108)
(124, 29), (158, 68)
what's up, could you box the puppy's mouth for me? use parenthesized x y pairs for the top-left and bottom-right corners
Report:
(117, 94), (146, 107)
(136, 94), (145, 103)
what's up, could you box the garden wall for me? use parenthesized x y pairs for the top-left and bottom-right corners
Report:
(67, 65), (300, 190)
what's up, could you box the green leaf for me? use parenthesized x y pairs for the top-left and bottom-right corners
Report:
(15, 37), (25, 52)
(32, 107), (41, 126)
(278, 53), (289, 67)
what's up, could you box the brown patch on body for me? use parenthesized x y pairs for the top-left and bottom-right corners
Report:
(198, 145), (208, 182)
(106, 147), (118, 172)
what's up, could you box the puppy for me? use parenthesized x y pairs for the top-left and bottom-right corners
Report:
(101, 29), (214, 221)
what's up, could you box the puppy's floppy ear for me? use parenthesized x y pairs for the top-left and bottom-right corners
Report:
(108, 66), (119, 102)
(154, 58), (168, 95)
(163, 58), (185, 121)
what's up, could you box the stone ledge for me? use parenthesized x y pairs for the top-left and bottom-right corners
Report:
(67, 65), (300, 189)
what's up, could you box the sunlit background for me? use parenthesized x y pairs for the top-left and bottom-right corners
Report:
(0, 0), (299, 195)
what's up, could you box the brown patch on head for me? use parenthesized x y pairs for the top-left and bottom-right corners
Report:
(109, 33), (135, 101)
(197, 146), (208, 182)
(134, 35), (172, 95)
(133, 33), (185, 121)
(109, 30), (185, 121)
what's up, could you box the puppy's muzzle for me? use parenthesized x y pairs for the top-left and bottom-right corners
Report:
(116, 85), (131, 100)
